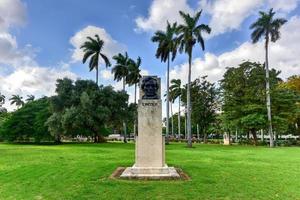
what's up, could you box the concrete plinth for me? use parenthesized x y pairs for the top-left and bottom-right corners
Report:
(120, 165), (180, 179)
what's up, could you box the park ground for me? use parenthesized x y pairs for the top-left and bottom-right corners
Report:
(0, 143), (300, 200)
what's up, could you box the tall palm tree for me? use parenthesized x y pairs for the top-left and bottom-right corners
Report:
(81, 34), (111, 85)
(112, 52), (130, 91)
(177, 10), (211, 147)
(250, 8), (287, 148)
(10, 95), (24, 108)
(112, 52), (131, 143)
(126, 57), (142, 136)
(0, 93), (5, 106)
(170, 79), (182, 139)
(151, 21), (178, 144)
(26, 95), (35, 102)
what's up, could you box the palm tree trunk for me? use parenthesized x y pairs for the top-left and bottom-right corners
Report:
(265, 37), (274, 148)
(123, 78), (127, 143)
(178, 96), (181, 139)
(134, 83), (137, 137)
(166, 54), (170, 144)
(171, 102), (174, 138)
(197, 124), (200, 141)
(96, 67), (99, 85)
(187, 51), (192, 148)
(185, 107), (187, 139)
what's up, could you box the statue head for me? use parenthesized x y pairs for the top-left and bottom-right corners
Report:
(141, 77), (159, 99)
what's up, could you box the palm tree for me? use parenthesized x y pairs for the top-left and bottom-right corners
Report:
(170, 79), (182, 139)
(126, 57), (142, 136)
(250, 8), (287, 148)
(0, 93), (5, 106)
(112, 52), (131, 143)
(112, 52), (130, 91)
(177, 10), (211, 147)
(10, 95), (24, 108)
(26, 95), (35, 102)
(151, 21), (178, 144)
(81, 34), (111, 85)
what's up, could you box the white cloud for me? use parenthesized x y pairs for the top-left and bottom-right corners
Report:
(0, 0), (77, 111)
(137, 0), (299, 37)
(170, 15), (300, 84)
(0, 66), (77, 111)
(201, 0), (264, 37)
(101, 69), (113, 80)
(69, 25), (126, 63)
(0, 0), (26, 32)
(268, 0), (299, 13)
(135, 0), (194, 32)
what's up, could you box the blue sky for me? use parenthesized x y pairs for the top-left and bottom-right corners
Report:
(1, 0), (300, 113)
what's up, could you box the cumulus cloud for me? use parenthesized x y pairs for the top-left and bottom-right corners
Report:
(0, 66), (77, 111)
(69, 25), (126, 63)
(170, 16), (300, 84)
(0, 0), (26, 32)
(135, 0), (194, 32)
(201, 0), (264, 37)
(268, 0), (299, 13)
(136, 0), (299, 36)
(0, 0), (77, 111)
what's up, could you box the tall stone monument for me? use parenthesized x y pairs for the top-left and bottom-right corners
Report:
(121, 76), (180, 179)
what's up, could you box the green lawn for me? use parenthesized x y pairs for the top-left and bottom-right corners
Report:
(0, 143), (299, 200)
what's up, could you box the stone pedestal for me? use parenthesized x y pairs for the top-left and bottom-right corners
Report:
(120, 76), (180, 179)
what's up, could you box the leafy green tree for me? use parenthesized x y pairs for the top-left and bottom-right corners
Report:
(9, 95), (24, 108)
(46, 112), (63, 143)
(47, 78), (129, 143)
(181, 77), (218, 142)
(177, 10), (211, 147)
(221, 61), (286, 144)
(250, 8), (287, 147)
(170, 79), (183, 138)
(1, 97), (52, 142)
(81, 34), (111, 85)
(151, 21), (178, 144)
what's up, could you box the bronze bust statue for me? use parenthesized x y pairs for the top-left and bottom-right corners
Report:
(141, 77), (159, 99)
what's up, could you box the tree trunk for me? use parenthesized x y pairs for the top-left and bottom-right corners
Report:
(178, 96), (181, 139)
(261, 129), (264, 142)
(185, 107), (187, 139)
(96, 67), (99, 85)
(171, 101), (174, 138)
(235, 129), (238, 142)
(204, 132), (208, 144)
(166, 54), (170, 144)
(265, 37), (274, 148)
(123, 78), (127, 143)
(247, 132), (249, 140)
(197, 124), (200, 141)
(123, 122), (127, 143)
(134, 83), (137, 137)
(94, 133), (98, 143)
(55, 134), (61, 144)
(187, 51), (192, 148)
(251, 129), (258, 145)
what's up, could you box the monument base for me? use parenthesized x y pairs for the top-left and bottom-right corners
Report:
(120, 164), (180, 179)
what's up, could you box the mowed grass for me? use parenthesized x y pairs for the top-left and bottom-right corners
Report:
(0, 143), (300, 200)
